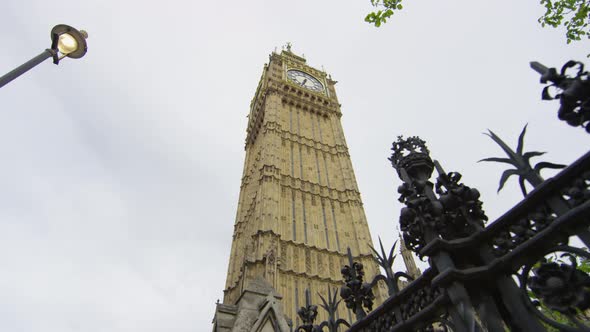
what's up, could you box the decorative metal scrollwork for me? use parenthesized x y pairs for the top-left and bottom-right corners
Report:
(531, 60), (590, 133)
(480, 125), (565, 197)
(369, 238), (414, 296)
(340, 248), (376, 320)
(435, 169), (487, 238)
(562, 170), (590, 208)
(490, 205), (561, 257)
(392, 136), (438, 254)
(361, 310), (398, 331)
(399, 202), (440, 254)
(295, 288), (350, 332)
(295, 303), (319, 332)
(342, 61), (590, 332)
(389, 135), (431, 176)
(392, 135), (487, 254)
(317, 288), (350, 332)
(519, 245), (590, 331)
(399, 285), (442, 321)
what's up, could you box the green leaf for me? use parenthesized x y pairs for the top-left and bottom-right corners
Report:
(383, 0), (396, 7)
(365, 0), (405, 27)
(579, 259), (590, 273)
(538, 0), (590, 45)
(365, 12), (381, 26)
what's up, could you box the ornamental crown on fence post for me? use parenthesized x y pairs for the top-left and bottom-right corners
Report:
(300, 60), (590, 332)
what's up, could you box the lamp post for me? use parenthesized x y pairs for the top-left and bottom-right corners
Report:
(0, 24), (88, 88)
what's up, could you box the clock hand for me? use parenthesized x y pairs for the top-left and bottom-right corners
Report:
(301, 78), (307, 86)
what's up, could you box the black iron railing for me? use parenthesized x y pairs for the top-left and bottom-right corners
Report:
(295, 61), (590, 332)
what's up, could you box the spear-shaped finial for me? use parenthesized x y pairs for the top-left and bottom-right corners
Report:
(480, 125), (565, 196)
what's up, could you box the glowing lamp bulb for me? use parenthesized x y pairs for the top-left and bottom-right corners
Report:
(57, 33), (79, 54)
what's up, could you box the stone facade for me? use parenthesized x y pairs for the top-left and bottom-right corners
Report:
(217, 50), (386, 329)
(212, 277), (292, 332)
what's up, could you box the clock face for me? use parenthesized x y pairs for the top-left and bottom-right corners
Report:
(287, 70), (324, 92)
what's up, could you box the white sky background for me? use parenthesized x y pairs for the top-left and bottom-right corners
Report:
(0, 0), (588, 331)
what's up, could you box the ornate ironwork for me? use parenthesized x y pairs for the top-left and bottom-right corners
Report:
(295, 288), (351, 332)
(340, 248), (376, 320)
(434, 166), (488, 238)
(295, 290), (320, 332)
(369, 238), (414, 296)
(389, 135), (432, 177)
(393, 135), (486, 255)
(518, 246), (590, 331)
(563, 170), (590, 208)
(490, 204), (558, 257)
(531, 60), (590, 133)
(392, 136), (437, 253)
(317, 288), (351, 332)
(530, 261), (590, 314)
(295, 306), (318, 332)
(320, 60), (590, 332)
(480, 124), (565, 196)
(346, 268), (449, 331)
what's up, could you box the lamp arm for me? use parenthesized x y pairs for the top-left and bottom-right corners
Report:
(0, 49), (55, 89)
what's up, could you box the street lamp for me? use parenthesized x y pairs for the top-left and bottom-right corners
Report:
(0, 24), (88, 88)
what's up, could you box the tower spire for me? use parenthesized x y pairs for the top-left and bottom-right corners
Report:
(213, 51), (384, 331)
(399, 232), (421, 279)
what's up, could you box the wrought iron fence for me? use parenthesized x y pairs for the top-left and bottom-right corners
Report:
(295, 60), (590, 332)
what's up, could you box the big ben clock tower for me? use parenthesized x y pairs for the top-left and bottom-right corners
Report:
(212, 48), (383, 331)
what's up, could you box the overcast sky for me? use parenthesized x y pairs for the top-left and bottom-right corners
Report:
(0, 1), (588, 331)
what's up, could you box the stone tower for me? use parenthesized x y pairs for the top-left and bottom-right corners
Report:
(214, 49), (383, 330)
